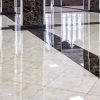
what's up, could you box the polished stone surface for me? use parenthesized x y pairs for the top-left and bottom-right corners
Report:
(23, 0), (43, 25)
(2, 0), (14, 13)
(0, 6), (100, 100)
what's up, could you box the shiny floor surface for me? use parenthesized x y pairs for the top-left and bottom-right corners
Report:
(0, 7), (100, 100)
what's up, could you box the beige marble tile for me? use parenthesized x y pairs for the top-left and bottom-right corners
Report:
(88, 80), (100, 96)
(0, 80), (42, 100)
(0, 80), (24, 100)
(21, 84), (43, 100)
(52, 11), (100, 56)
(0, 62), (31, 82)
(2, 15), (14, 27)
(48, 63), (98, 93)
(31, 87), (86, 100)
(35, 46), (75, 86)
(16, 68), (43, 85)
(86, 95), (100, 100)
(0, 10), (100, 100)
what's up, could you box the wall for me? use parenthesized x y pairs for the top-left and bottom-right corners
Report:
(62, 0), (83, 6)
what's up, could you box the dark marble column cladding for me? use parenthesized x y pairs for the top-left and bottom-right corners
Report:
(54, 0), (61, 6)
(46, 0), (61, 6)
(23, 0), (43, 26)
(46, 0), (51, 6)
(84, 0), (88, 10)
(90, 0), (99, 11)
(2, 0), (14, 13)
(84, 0), (99, 11)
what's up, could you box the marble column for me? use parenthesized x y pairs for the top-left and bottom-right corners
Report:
(90, 0), (99, 11)
(84, 0), (89, 10)
(46, 0), (61, 6)
(54, 0), (61, 6)
(23, 0), (43, 26)
(84, 0), (99, 11)
(2, 0), (14, 13)
(46, 0), (51, 6)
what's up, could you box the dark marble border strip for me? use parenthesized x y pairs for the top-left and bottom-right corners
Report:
(83, 22), (100, 25)
(51, 22), (100, 27)
(0, 26), (15, 30)
(0, 12), (16, 15)
(9, 21), (100, 31)
(9, 25), (46, 30)
(20, 25), (45, 29)
(2, 27), (12, 30)
(29, 29), (100, 78)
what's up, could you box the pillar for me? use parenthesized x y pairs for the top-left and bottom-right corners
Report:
(90, 0), (99, 11)
(84, 0), (99, 11)
(84, 0), (89, 10)
(46, 0), (50, 6)
(2, 0), (14, 14)
(54, 0), (61, 6)
(23, 0), (44, 27)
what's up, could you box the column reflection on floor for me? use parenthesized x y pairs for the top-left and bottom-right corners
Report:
(0, 0), (2, 12)
(1, 5), (100, 99)
(83, 13), (100, 77)
(0, 14), (3, 92)
(61, 12), (84, 65)
(29, 9), (100, 78)
(61, 12), (100, 77)
(14, 13), (23, 100)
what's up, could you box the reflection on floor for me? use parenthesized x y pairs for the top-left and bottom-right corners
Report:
(29, 29), (100, 77)
(0, 7), (100, 100)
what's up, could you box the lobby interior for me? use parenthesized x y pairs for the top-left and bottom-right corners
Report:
(0, 0), (100, 100)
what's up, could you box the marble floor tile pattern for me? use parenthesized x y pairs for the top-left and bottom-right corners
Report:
(0, 7), (100, 100)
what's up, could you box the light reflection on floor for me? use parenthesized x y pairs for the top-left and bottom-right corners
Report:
(0, 7), (100, 100)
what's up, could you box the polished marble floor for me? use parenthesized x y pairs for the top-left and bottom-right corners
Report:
(0, 7), (100, 100)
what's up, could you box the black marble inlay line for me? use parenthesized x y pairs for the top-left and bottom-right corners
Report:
(29, 29), (100, 78)
(2, 27), (12, 30)
(9, 25), (45, 31)
(51, 22), (100, 27)
(0, 12), (16, 15)
(9, 21), (100, 31)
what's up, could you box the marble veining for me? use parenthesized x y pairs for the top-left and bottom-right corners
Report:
(2, 0), (14, 13)
(23, 0), (43, 25)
